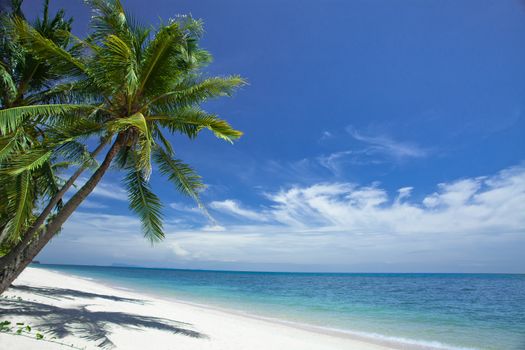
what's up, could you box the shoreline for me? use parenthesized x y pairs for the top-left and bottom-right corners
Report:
(36, 266), (479, 350)
(1, 267), (477, 350)
(1, 267), (396, 350)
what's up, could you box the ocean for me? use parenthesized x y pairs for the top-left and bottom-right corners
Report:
(31, 264), (525, 350)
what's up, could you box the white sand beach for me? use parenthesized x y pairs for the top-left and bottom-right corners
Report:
(0, 267), (399, 350)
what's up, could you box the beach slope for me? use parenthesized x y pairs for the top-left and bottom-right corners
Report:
(0, 267), (396, 350)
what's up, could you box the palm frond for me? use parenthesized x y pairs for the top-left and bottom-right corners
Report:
(90, 33), (138, 96)
(53, 140), (98, 168)
(13, 16), (85, 76)
(0, 148), (51, 175)
(3, 171), (34, 244)
(0, 104), (95, 134)
(149, 76), (245, 110)
(45, 117), (104, 142)
(124, 165), (164, 242)
(108, 111), (148, 135)
(0, 131), (25, 162)
(38, 161), (63, 207)
(138, 21), (184, 96)
(137, 133), (153, 181)
(149, 108), (243, 143)
(27, 80), (103, 105)
(153, 146), (204, 203)
(87, 0), (130, 42)
(152, 125), (174, 155)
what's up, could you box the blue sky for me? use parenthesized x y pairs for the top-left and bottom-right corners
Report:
(24, 0), (525, 272)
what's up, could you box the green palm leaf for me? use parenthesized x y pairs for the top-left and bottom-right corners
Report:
(138, 21), (184, 96)
(13, 16), (86, 76)
(28, 80), (103, 105)
(0, 104), (95, 134)
(39, 161), (63, 206)
(1, 148), (52, 175)
(149, 108), (243, 143)
(54, 140), (98, 168)
(108, 111), (148, 135)
(152, 126), (174, 155)
(87, 0), (130, 42)
(149, 76), (245, 110)
(3, 171), (34, 244)
(90, 33), (138, 96)
(137, 134), (153, 180)
(124, 166), (164, 242)
(0, 131), (25, 162)
(153, 146), (204, 203)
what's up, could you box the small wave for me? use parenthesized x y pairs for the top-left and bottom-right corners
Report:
(318, 328), (481, 350)
(224, 314), (481, 350)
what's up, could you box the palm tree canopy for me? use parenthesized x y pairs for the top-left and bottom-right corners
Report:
(0, 0), (245, 243)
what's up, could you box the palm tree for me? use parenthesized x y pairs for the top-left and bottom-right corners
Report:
(0, 0), (245, 293)
(0, 0), (98, 252)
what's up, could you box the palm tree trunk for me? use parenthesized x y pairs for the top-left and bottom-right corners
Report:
(0, 134), (125, 293)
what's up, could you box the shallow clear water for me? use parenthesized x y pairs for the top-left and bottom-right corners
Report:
(32, 264), (525, 350)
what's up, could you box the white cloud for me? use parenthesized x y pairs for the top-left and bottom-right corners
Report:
(260, 166), (525, 236)
(347, 126), (427, 159)
(169, 241), (191, 257)
(63, 212), (141, 234)
(79, 199), (108, 209)
(40, 165), (525, 272)
(73, 177), (128, 201)
(202, 224), (226, 232)
(210, 199), (268, 221)
(395, 187), (413, 203)
(316, 128), (427, 176)
(169, 202), (200, 213)
(319, 131), (333, 141)
(318, 150), (356, 175)
(91, 183), (128, 201)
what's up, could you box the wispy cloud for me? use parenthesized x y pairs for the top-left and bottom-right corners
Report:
(316, 127), (427, 176)
(210, 200), (268, 222)
(202, 224), (227, 232)
(79, 200), (109, 209)
(169, 202), (200, 213)
(73, 177), (128, 202)
(317, 149), (383, 176)
(319, 131), (334, 142)
(41, 164), (525, 272)
(347, 126), (427, 159)
(91, 183), (128, 201)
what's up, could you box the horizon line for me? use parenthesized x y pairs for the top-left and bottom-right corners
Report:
(31, 262), (525, 275)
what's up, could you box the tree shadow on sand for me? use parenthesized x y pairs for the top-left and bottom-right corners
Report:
(0, 298), (206, 348)
(10, 284), (143, 303)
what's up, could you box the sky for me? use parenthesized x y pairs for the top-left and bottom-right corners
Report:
(22, 0), (525, 273)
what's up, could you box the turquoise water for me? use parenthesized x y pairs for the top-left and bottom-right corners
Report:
(32, 264), (525, 350)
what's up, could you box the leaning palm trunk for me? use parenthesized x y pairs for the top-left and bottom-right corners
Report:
(0, 134), (124, 293)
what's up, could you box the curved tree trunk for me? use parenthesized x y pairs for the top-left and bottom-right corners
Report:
(0, 134), (125, 293)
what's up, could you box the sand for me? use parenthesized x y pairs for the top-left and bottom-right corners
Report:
(0, 267), (397, 350)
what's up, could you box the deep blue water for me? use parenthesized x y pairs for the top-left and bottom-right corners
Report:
(32, 264), (525, 350)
